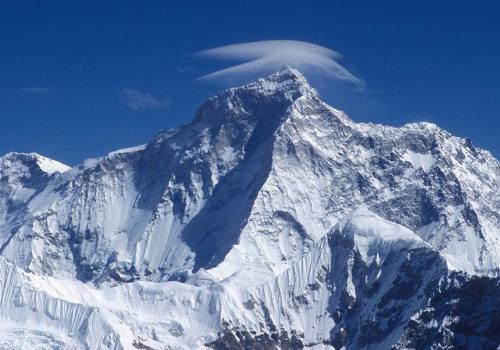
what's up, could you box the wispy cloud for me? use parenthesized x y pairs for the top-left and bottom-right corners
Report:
(18, 87), (56, 94)
(120, 88), (170, 111)
(195, 40), (363, 86)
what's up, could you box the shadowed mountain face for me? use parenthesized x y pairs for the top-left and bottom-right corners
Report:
(0, 68), (499, 349)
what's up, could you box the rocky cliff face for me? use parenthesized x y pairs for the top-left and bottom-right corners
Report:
(0, 68), (498, 349)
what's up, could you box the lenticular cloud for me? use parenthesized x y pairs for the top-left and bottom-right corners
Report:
(196, 40), (363, 86)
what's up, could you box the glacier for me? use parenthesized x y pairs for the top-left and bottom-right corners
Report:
(0, 67), (499, 349)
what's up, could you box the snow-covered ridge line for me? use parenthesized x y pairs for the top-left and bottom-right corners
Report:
(108, 144), (147, 156)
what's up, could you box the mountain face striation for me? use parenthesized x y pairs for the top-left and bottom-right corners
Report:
(0, 68), (499, 349)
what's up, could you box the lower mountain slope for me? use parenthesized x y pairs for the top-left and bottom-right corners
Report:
(0, 208), (498, 349)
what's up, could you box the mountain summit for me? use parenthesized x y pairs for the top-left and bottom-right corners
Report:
(0, 69), (499, 349)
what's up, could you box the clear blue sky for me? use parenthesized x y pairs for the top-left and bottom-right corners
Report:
(1, 0), (499, 164)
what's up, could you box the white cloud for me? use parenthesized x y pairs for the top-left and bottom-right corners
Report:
(196, 40), (363, 86)
(18, 87), (55, 94)
(120, 88), (169, 111)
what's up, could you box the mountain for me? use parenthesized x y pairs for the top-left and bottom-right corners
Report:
(0, 67), (499, 349)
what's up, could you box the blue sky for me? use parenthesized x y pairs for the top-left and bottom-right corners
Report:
(1, 0), (499, 164)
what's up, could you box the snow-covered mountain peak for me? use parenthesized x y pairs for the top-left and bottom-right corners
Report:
(257, 65), (312, 92)
(0, 69), (499, 349)
(35, 155), (71, 175)
(240, 65), (313, 97)
(191, 66), (318, 126)
(0, 152), (70, 176)
(0, 152), (70, 216)
(337, 206), (425, 264)
(0, 152), (69, 192)
(276, 64), (307, 79)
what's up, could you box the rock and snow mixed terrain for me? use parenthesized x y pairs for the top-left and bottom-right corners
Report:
(0, 68), (499, 349)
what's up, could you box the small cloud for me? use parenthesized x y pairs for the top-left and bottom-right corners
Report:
(195, 40), (364, 87)
(18, 87), (56, 94)
(120, 88), (170, 111)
